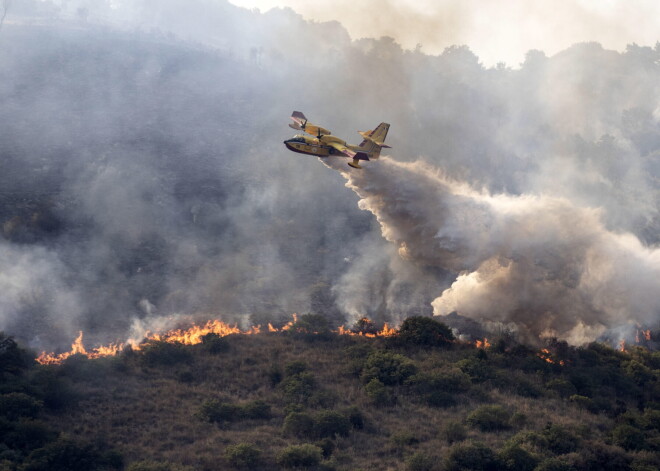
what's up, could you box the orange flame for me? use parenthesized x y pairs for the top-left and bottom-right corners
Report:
(619, 339), (626, 352)
(36, 316), (399, 365)
(475, 338), (491, 349)
(536, 348), (565, 366)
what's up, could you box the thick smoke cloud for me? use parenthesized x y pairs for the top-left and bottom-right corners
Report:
(0, 0), (658, 348)
(327, 157), (660, 345)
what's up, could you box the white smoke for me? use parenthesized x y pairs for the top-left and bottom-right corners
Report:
(326, 156), (660, 345)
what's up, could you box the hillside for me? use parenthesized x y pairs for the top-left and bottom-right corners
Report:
(1, 317), (659, 471)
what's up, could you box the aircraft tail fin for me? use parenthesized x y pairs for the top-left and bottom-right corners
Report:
(358, 122), (390, 159)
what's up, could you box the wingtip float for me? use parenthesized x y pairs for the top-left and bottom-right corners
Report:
(283, 111), (390, 169)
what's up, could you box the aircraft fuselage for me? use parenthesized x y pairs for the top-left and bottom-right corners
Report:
(283, 134), (353, 158)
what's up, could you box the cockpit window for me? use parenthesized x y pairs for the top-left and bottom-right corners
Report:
(290, 135), (306, 143)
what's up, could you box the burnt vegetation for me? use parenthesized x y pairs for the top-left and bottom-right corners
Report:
(1, 324), (659, 471)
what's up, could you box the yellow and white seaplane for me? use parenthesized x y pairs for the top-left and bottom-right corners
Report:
(283, 111), (390, 169)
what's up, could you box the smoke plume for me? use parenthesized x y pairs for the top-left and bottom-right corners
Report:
(328, 156), (660, 344)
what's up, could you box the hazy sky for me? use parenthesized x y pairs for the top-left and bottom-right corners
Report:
(229, 0), (660, 66)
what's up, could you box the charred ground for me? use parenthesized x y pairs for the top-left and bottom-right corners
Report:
(1, 317), (659, 471)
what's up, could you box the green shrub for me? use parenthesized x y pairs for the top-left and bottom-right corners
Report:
(201, 333), (229, 354)
(224, 443), (261, 469)
(0, 333), (30, 375)
(540, 424), (579, 455)
(364, 378), (390, 406)
(467, 405), (511, 432)
(397, 316), (454, 347)
(281, 372), (317, 404)
(284, 360), (308, 376)
(21, 438), (122, 471)
(314, 410), (350, 438)
(533, 457), (574, 471)
(445, 442), (498, 471)
(545, 379), (577, 398)
(406, 370), (471, 394)
(343, 406), (365, 430)
(612, 424), (646, 451)
(3, 419), (55, 452)
(390, 431), (419, 450)
(361, 351), (417, 385)
(497, 444), (538, 471)
(288, 314), (332, 340)
(426, 391), (457, 408)
(0, 393), (43, 420)
(126, 461), (192, 471)
(314, 437), (335, 458)
(267, 365), (283, 387)
(276, 444), (323, 468)
(352, 317), (379, 335)
(241, 400), (272, 420)
(569, 395), (597, 413)
(140, 341), (192, 366)
(197, 400), (240, 424)
(406, 452), (437, 471)
(283, 412), (315, 438)
(197, 399), (271, 424)
(442, 421), (467, 444)
(456, 358), (495, 383)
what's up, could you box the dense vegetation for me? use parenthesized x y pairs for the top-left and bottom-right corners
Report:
(1, 317), (659, 470)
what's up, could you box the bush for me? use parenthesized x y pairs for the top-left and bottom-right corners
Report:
(467, 405), (511, 432)
(442, 421), (467, 444)
(0, 393), (43, 420)
(361, 351), (417, 385)
(406, 370), (471, 394)
(497, 444), (538, 471)
(140, 341), (192, 366)
(364, 378), (390, 406)
(533, 458), (574, 471)
(276, 444), (323, 468)
(314, 410), (350, 438)
(445, 442), (498, 471)
(284, 360), (308, 376)
(201, 333), (229, 354)
(406, 452), (437, 471)
(126, 461), (192, 471)
(352, 317), (380, 335)
(224, 443), (261, 469)
(545, 379), (577, 398)
(283, 412), (315, 438)
(612, 424), (646, 451)
(397, 316), (454, 347)
(197, 400), (240, 424)
(288, 314), (332, 340)
(426, 391), (457, 408)
(281, 372), (317, 404)
(456, 358), (495, 383)
(241, 400), (272, 420)
(0, 334), (30, 375)
(540, 424), (579, 455)
(390, 431), (418, 450)
(343, 406), (365, 430)
(21, 438), (121, 471)
(2, 419), (54, 452)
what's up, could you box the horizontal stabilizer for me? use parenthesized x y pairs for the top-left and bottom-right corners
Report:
(289, 123), (303, 130)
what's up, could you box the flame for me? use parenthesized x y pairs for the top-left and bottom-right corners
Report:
(36, 316), (398, 365)
(536, 348), (565, 366)
(475, 338), (491, 349)
(644, 329), (651, 341)
(619, 339), (626, 352)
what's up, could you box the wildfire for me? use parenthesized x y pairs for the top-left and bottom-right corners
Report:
(619, 339), (626, 352)
(36, 316), (397, 365)
(475, 338), (491, 349)
(537, 348), (566, 366)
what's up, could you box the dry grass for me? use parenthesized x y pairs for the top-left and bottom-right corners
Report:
(42, 334), (635, 470)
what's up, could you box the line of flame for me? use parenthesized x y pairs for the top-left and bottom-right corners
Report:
(36, 316), (398, 365)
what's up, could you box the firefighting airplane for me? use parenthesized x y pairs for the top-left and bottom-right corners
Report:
(283, 111), (390, 169)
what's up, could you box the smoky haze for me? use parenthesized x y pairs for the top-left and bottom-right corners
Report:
(0, 0), (658, 349)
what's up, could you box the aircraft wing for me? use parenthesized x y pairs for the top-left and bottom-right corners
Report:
(327, 142), (369, 160)
(289, 111), (331, 136)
